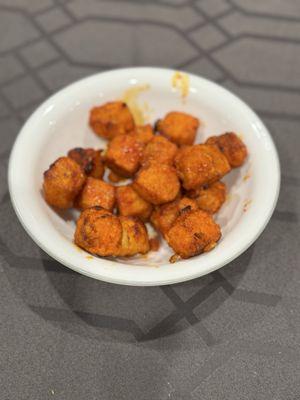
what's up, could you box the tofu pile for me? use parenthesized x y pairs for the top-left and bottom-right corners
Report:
(43, 101), (247, 261)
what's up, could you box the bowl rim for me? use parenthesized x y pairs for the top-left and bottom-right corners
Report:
(8, 67), (281, 286)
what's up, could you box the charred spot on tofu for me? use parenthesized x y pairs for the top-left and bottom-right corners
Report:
(151, 197), (198, 237)
(68, 147), (105, 179)
(206, 132), (247, 168)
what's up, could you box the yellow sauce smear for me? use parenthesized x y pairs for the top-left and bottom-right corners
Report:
(121, 84), (150, 125)
(243, 173), (251, 182)
(172, 71), (190, 101)
(73, 243), (83, 253)
(243, 199), (252, 212)
(169, 254), (181, 263)
(226, 193), (232, 203)
(86, 255), (93, 260)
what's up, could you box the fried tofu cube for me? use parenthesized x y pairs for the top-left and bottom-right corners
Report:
(151, 197), (198, 237)
(43, 156), (86, 209)
(141, 135), (178, 166)
(118, 216), (150, 256)
(74, 208), (149, 257)
(195, 181), (226, 214)
(75, 207), (122, 256)
(206, 132), (247, 168)
(89, 101), (135, 140)
(76, 177), (115, 211)
(68, 148), (104, 179)
(105, 134), (144, 177)
(132, 124), (154, 144)
(165, 209), (221, 259)
(175, 144), (231, 190)
(156, 111), (199, 146)
(133, 164), (180, 205)
(116, 185), (153, 221)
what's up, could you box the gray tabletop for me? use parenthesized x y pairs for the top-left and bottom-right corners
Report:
(1, 1), (300, 399)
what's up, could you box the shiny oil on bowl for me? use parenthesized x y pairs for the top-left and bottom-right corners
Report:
(8, 67), (280, 286)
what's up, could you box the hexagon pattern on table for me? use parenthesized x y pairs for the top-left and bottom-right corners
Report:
(0, 1), (300, 399)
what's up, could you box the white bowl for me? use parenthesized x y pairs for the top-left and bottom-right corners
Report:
(8, 67), (280, 286)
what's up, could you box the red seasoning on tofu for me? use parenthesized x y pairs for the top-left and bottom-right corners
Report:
(141, 135), (178, 167)
(68, 147), (105, 179)
(42, 99), (249, 262)
(89, 101), (135, 140)
(43, 156), (86, 209)
(156, 111), (199, 146)
(76, 177), (115, 211)
(175, 144), (231, 190)
(106, 134), (144, 177)
(133, 163), (180, 205)
(206, 132), (247, 168)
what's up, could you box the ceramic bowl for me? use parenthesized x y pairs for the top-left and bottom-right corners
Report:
(8, 67), (280, 286)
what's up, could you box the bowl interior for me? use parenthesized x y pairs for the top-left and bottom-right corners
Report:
(9, 68), (279, 285)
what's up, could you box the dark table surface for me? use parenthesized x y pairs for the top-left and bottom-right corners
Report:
(1, 1), (300, 399)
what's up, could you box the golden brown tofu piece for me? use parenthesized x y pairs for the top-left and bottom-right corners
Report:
(132, 124), (154, 144)
(68, 148), (104, 179)
(133, 164), (180, 205)
(206, 132), (247, 168)
(195, 181), (226, 214)
(151, 197), (198, 237)
(105, 134), (143, 177)
(118, 216), (150, 256)
(116, 185), (153, 221)
(43, 156), (86, 209)
(141, 135), (178, 167)
(175, 144), (231, 190)
(89, 101), (135, 140)
(165, 209), (221, 259)
(156, 111), (199, 146)
(74, 207), (122, 256)
(76, 177), (115, 211)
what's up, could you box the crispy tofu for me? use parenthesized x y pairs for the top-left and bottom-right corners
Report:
(165, 209), (221, 258)
(43, 156), (86, 209)
(151, 197), (198, 237)
(105, 134), (144, 177)
(206, 132), (247, 168)
(175, 144), (231, 190)
(156, 111), (199, 146)
(89, 101), (135, 140)
(116, 185), (153, 221)
(141, 135), (178, 166)
(133, 164), (180, 205)
(76, 177), (115, 211)
(68, 147), (104, 179)
(75, 208), (122, 256)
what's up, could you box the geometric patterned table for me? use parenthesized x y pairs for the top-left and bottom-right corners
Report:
(0, 1), (299, 398)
